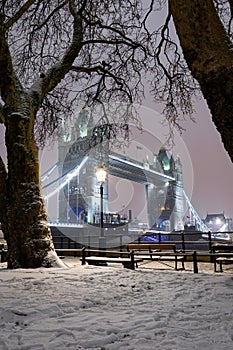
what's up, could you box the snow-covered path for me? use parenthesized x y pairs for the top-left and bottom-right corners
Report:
(0, 259), (233, 349)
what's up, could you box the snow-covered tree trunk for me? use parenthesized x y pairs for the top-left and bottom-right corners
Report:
(0, 3), (84, 268)
(169, 0), (233, 161)
(3, 104), (62, 268)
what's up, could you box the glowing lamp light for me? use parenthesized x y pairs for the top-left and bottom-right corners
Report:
(96, 165), (107, 184)
(95, 164), (107, 250)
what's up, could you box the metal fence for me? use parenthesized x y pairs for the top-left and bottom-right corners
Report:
(52, 231), (233, 252)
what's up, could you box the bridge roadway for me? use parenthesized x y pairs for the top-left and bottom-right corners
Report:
(108, 153), (175, 185)
(42, 151), (175, 192)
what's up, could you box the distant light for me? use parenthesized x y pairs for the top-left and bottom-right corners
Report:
(163, 163), (170, 171)
(216, 218), (222, 225)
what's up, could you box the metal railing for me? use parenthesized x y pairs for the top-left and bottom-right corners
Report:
(52, 231), (233, 252)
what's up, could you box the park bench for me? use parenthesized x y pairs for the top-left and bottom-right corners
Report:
(212, 244), (233, 272)
(127, 243), (185, 270)
(81, 247), (143, 270)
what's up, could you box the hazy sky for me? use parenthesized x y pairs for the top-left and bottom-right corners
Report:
(108, 97), (233, 222)
(181, 97), (233, 220)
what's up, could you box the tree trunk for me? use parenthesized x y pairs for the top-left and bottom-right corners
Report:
(2, 105), (60, 268)
(169, 0), (233, 162)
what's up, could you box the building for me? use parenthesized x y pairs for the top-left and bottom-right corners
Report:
(204, 213), (232, 232)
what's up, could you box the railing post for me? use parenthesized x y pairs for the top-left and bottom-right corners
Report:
(130, 250), (135, 270)
(208, 231), (212, 251)
(213, 251), (217, 272)
(193, 251), (198, 273)
(181, 231), (185, 251)
(158, 232), (161, 243)
(120, 235), (123, 252)
(175, 255), (178, 270)
(81, 247), (86, 265)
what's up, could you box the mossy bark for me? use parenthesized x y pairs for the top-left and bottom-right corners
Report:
(170, 0), (233, 161)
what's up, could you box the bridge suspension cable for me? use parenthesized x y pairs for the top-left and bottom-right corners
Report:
(41, 162), (59, 182)
(42, 156), (88, 200)
(183, 190), (210, 232)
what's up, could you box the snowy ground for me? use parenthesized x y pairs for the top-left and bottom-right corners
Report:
(0, 258), (233, 350)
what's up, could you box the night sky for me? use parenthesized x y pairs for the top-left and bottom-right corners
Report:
(181, 97), (233, 220)
(107, 97), (233, 223)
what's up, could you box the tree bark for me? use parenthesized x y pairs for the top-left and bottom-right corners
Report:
(3, 103), (57, 268)
(169, 0), (233, 161)
(0, 14), (60, 268)
(0, 5), (83, 268)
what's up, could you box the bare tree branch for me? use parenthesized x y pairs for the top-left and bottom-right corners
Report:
(0, 16), (22, 106)
(29, 1), (83, 107)
(1, 0), (197, 146)
(32, 1), (68, 32)
(5, 0), (36, 29)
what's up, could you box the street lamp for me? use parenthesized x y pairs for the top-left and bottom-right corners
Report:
(96, 164), (107, 250)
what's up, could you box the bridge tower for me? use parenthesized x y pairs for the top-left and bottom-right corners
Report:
(147, 147), (184, 231)
(169, 154), (185, 231)
(57, 108), (109, 224)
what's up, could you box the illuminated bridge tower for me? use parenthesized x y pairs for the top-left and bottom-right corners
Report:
(58, 108), (109, 224)
(57, 110), (185, 232)
(147, 147), (184, 231)
(169, 154), (185, 231)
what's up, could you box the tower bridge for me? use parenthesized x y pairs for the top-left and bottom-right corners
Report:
(42, 148), (209, 233)
(41, 106), (210, 234)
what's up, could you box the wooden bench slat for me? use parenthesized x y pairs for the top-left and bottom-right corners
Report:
(127, 244), (176, 251)
(134, 254), (184, 260)
(56, 249), (82, 252)
(81, 248), (143, 270)
(84, 256), (143, 269)
(127, 243), (185, 270)
(86, 257), (132, 262)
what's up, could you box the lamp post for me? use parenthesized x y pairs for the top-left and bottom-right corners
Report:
(96, 164), (107, 250)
